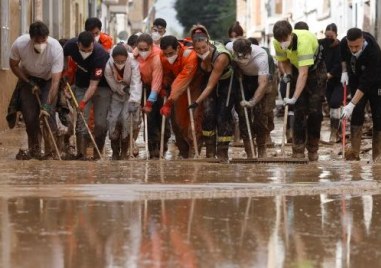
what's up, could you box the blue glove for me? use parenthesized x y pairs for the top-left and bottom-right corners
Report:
(147, 91), (158, 103)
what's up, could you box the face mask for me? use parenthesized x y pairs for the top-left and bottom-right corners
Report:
(167, 54), (178, 64)
(280, 40), (291, 50)
(115, 63), (125, 70)
(139, 50), (150, 60)
(197, 50), (210, 60)
(34, 43), (47, 53)
(151, 32), (161, 42)
(237, 58), (250, 65)
(351, 41), (367, 58)
(326, 38), (335, 46)
(94, 35), (100, 42)
(80, 50), (92, 60)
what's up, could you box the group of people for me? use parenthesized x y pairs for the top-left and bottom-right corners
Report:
(6, 16), (381, 162)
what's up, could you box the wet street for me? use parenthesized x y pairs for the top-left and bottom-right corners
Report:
(1, 118), (381, 267)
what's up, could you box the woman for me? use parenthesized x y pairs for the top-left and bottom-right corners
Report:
(188, 25), (234, 160)
(105, 44), (142, 160)
(134, 34), (168, 159)
(321, 23), (343, 143)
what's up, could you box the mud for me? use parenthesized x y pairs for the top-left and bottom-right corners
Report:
(0, 117), (380, 267)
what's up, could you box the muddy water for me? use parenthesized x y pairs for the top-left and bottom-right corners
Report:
(0, 120), (381, 267)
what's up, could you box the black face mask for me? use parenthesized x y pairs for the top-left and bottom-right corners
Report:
(326, 38), (335, 46)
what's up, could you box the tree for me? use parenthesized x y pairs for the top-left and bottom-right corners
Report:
(175, 0), (236, 40)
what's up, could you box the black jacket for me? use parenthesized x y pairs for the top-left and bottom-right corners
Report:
(319, 38), (342, 83)
(340, 32), (381, 93)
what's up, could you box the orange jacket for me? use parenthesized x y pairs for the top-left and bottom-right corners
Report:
(160, 43), (198, 101)
(99, 32), (113, 52)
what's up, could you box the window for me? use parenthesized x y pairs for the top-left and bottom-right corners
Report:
(0, 0), (9, 69)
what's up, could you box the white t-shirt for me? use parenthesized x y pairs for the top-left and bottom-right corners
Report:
(227, 42), (269, 76)
(10, 34), (63, 80)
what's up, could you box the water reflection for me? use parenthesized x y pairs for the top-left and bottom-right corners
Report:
(0, 193), (380, 267)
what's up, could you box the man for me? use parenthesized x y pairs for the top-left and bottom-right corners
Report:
(159, 35), (202, 158)
(151, 18), (167, 46)
(63, 31), (111, 160)
(231, 38), (269, 158)
(9, 21), (63, 159)
(85, 17), (113, 52)
(340, 28), (381, 161)
(273, 20), (326, 161)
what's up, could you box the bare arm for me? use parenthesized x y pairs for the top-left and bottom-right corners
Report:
(341, 61), (347, 72)
(9, 58), (29, 83)
(195, 54), (230, 104)
(82, 80), (100, 103)
(47, 72), (62, 105)
(292, 66), (309, 99)
(279, 60), (292, 75)
(350, 89), (364, 105)
(252, 75), (268, 102)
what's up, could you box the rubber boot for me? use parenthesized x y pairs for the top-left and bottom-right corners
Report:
(292, 144), (305, 159)
(286, 114), (294, 144)
(120, 137), (129, 160)
(76, 134), (89, 160)
(216, 142), (229, 161)
(307, 137), (320, 161)
(258, 146), (267, 158)
(243, 139), (254, 159)
(372, 131), (381, 162)
(204, 135), (216, 158)
(345, 126), (362, 161)
(111, 139), (121, 160)
(329, 108), (341, 143)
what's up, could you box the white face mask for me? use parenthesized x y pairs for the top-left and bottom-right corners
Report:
(151, 32), (161, 42)
(237, 58), (250, 65)
(280, 40), (291, 50)
(115, 63), (125, 70)
(34, 43), (47, 53)
(351, 41), (368, 58)
(80, 50), (92, 60)
(166, 54), (178, 64)
(197, 50), (210, 60)
(94, 35), (100, 42)
(139, 50), (150, 60)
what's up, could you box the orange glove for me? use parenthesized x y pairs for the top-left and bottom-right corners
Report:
(142, 100), (153, 113)
(78, 100), (86, 112)
(160, 99), (173, 117)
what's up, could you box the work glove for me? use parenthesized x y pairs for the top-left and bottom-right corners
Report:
(282, 74), (292, 84)
(142, 100), (153, 113)
(188, 102), (199, 110)
(29, 80), (41, 95)
(78, 100), (86, 112)
(160, 99), (174, 117)
(340, 72), (349, 85)
(147, 91), (158, 102)
(39, 103), (51, 118)
(341, 101), (355, 120)
(283, 97), (297, 106)
(240, 98), (257, 108)
(128, 101), (139, 113)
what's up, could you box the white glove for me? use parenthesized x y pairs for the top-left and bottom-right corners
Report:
(341, 102), (355, 120)
(340, 72), (349, 85)
(240, 98), (257, 108)
(283, 97), (297, 106)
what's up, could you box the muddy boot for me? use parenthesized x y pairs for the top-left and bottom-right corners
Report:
(29, 143), (42, 160)
(120, 138), (129, 160)
(306, 137), (320, 161)
(149, 143), (159, 159)
(345, 126), (362, 161)
(258, 146), (267, 158)
(372, 131), (381, 162)
(111, 139), (121, 160)
(286, 114), (294, 143)
(329, 108), (341, 143)
(292, 144), (305, 159)
(204, 135), (216, 158)
(216, 142), (229, 161)
(243, 139), (254, 158)
(76, 134), (89, 160)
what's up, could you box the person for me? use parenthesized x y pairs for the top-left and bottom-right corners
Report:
(159, 35), (202, 158)
(294, 21), (309, 30)
(340, 28), (381, 161)
(135, 33), (167, 158)
(151, 18), (167, 46)
(9, 21), (63, 159)
(85, 17), (113, 52)
(63, 31), (111, 160)
(232, 38), (269, 158)
(104, 44), (142, 160)
(188, 25), (234, 160)
(320, 23), (343, 143)
(273, 20), (326, 161)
